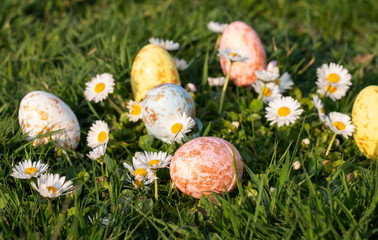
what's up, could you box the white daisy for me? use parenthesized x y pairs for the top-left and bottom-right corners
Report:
(316, 80), (350, 101)
(208, 76), (226, 86)
(165, 112), (196, 144)
(252, 81), (281, 103)
(293, 161), (301, 170)
(266, 60), (279, 75)
(255, 70), (280, 83)
(316, 62), (352, 86)
(87, 120), (110, 148)
(265, 96), (303, 127)
(137, 151), (173, 170)
(312, 95), (326, 122)
(275, 72), (294, 93)
(325, 112), (355, 138)
(218, 48), (249, 62)
(207, 21), (228, 33)
(87, 144), (107, 161)
(126, 100), (143, 122)
(10, 159), (48, 179)
(148, 38), (179, 51)
(123, 158), (156, 182)
(185, 83), (197, 92)
(173, 57), (189, 71)
(84, 73), (115, 103)
(31, 173), (73, 199)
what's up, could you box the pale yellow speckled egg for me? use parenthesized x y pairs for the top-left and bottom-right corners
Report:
(19, 91), (80, 149)
(131, 44), (180, 102)
(170, 137), (243, 199)
(220, 21), (266, 86)
(352, 85), (378, 159)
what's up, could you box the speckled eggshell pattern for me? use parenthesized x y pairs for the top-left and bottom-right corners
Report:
(352, 85), (378, 159)
(131, 44), (181, 102)
(220, 21), (266, 86)
(142, 83), (195, 143)
(170, 137), (243, 199)
(19, 91), (80, 149)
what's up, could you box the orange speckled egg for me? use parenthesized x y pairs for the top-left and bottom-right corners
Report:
(352, 85), (378, 159)
(170, 137), (243, 199)
(220, 21), (266, 86)
(131, 44), (180, 102)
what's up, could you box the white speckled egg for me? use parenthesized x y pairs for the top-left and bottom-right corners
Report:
(220, 21), (266, 86)
(352, 85), (378, 159)
(170, 137), (243, 199)
(141, 83), (195, 142)
(131, 44), (181, 102)
(19, 91), (80, 149)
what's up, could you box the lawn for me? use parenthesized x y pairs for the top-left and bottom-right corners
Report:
(0, 0), (377, 239)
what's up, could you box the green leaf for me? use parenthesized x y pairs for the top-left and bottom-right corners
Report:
(138, 135), (156, 151)
(249, 99), (264, 112)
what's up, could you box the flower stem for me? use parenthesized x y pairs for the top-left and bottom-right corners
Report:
(257, 82), (266, 101)
(48, 199), (56, 223)
(154, 178), (158, 201)
(218, 63), (232, 114)
(100, 163), (105, 183)
(325, 133), (337, 156)
(108, 97), (123, 115)
(210, 35), (221, 62)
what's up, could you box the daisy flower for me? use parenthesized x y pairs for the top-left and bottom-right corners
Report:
(126, 100), (143, 122)
(87, 120), (109, 148)
(255, 70), (280, 83)
(207, 21), (228, 33)
(266, 60), (279, 74)
(316, 62), (352, 86)
(265, 96), (304, 127)
(325, 112), (355, 138)
(252, 81), (281, 103)
(10, 159), (48, 179)
(173, 57), (189, 71)
(208, 76), (226, 86)
(123, 157), (156, 183)
(166, 112), (196, 144)
(87, 144), (107, 161)
(185, 83), (197, 92)
(312, 95), (326, 122)
(275, 72), (294, 93)
(31, 173), (73, 199)
(218, 48), (249, 62)
(148, 38), (179, 51)
(316, 80), (350, 101)
(84, 73), (115, 103)
(137, 151), (173, 170)
(293, 161), (301, 170)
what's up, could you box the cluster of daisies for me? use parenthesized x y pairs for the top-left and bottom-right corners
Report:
(11, 159), (73, 199)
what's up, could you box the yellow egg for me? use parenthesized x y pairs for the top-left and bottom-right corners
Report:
(352, 85), (378, 159)
(131, 44), (180, 102)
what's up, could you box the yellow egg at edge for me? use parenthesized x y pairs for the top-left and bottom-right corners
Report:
(131, 44), (180, 102)
(352, 85), (378, 159)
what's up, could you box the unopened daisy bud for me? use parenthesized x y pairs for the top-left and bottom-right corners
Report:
(185, 83), (197, 92)
(269, 187), (276, 194)
(293, 161), (301, 170)
(231, 121), (240, 129)
(302, 138), (310, 146)
(266, 60), (279, 74)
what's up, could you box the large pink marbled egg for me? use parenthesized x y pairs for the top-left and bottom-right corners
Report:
(220, 21), (266, 86)
(170, 137), (243, 199)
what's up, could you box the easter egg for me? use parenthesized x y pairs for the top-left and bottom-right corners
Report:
(142, 83), (195, 143)
(352, 85), (378, 159)
(131, 44), (181, 102)
(19, 91), (80, 149)
(170, 137), (243, 199)
(219, 21), (266, 86)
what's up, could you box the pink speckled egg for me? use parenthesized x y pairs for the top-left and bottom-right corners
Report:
(19, 91), (80, 149)
(170, 137), (243, 199)
(220, 21), (266, 86)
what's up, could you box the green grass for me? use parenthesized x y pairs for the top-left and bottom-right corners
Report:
(1, 0), (378, 239)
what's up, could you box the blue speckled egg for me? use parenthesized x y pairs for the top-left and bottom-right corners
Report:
(141, 83), (196, 142)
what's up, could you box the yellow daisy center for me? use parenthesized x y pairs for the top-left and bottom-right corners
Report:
(230, 52), (238, 57)
(277, 107), (291, 117)
(274, 78), (280, 85)
(326, 85), (337, 93)
(171, 123), (183, 134)
(327, 73), (340, 83)
(135, 168), (147, 177)
(263, 87), (271, 97)
(333, 121), (345, 130)
(148, 160), (160, 166)
(98, 131), (107, 143)
(134, 180), (143, 187)
(24, 167), (38, 175)
(321, 108), (325, 113)
(131, 105), (141, 116)
(47, 186), (58, 194)
(94, 83), (105, 93)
